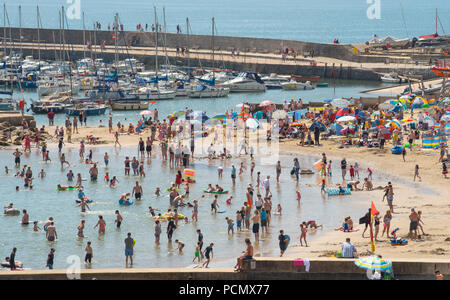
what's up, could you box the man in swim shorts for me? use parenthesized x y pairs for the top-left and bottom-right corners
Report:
(132, 181), (143, 200)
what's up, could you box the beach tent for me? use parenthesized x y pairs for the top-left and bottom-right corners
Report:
(329, 123), (344, 135)
(423, 116), (435, 127)
(309, 121), (327, 132)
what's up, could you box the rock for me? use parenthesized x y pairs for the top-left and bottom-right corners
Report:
(445, 237), (450, 242)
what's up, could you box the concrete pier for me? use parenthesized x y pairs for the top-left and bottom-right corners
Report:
(0, 258), (448, 280)
(1, 27), (439, 81)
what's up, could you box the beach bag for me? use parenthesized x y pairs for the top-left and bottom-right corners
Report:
(290, 168), (295, 175)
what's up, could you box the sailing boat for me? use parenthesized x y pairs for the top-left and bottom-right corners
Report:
(187, 17), (229, 98)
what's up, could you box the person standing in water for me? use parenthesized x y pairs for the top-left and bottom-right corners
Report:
(115, 210), (123, 229)
(94, 216), (106, 234)
(124, 232), (135, 266)
(202, 243), (214, 268)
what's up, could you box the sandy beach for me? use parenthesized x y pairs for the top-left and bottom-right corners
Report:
(30, 119), (450, 262)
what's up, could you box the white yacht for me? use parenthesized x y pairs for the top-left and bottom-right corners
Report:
(200, 70), (237, 84)
(131, 86), (176, 100)
(381, 73), (402, 83)
(281, 80), (315, 90)
(187, 85), (230, 98)
(261, 73), (290, 89)
(222, 72), (266, 92)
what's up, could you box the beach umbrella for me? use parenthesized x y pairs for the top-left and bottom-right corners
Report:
(236, 103), (249, 108)
(212, 114), (227, 120)
(245, 118), (260, 129)
(336, 107), (351, 116)
(371, 111), (381, 117)
(379, 102), (394, 110)
(423, 116), (435, 127)
(441, 114), (450, 122)
(336, 115), (356, 122)
(189, 119), (202, 125)
(387, 119), (401, 129)
(259, 100), (274, 107)
(272, 110), (288, 119)
(385, 99), (400, 106)
(357, 111), (368, 119)
(355, 256), (392, 271)
(170, 109), (185, 118)
(439, 97), (450, 106)
(331, 98), (350, 108)
(139, 110), (153, 116)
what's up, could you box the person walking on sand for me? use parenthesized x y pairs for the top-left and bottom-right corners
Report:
(409, 208), (419, 240)
(114, 131), (121, 147)
(381, 210), (392, 238)
(414, 165), (422, 182)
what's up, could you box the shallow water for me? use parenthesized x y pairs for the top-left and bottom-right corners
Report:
(23, 79), (387, 128)
(1, 145), (374, 270)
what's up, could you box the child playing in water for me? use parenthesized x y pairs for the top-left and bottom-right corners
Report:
(33, 221), (41, 232)
(296, 190), (301, 201)
(154, 187), (161, 197)
(236, 211), (242, 231)
(226, 196), (233, 206)
(275, 204), (282, 215)
(193, 242), (201, 263)
(174, 240), (185, 253)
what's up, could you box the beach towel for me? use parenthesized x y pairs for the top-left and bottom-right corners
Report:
(293, 258), (310, 272)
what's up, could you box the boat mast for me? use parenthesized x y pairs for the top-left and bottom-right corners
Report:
(37, 6), (41, 62)
(82, 11), (86, 59)
(163, 6), (170, 70)
(3, 4), (6, 58)
(211, 17), (215, 72)
(435, 8), (438, 35)
(114, 13), (119, 69)
(19, 5), (22, 55)
(154, 6), (159, 88)
(186, 17), (190, 70)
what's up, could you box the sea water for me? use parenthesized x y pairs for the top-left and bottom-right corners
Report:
(1, 0), (448, 44)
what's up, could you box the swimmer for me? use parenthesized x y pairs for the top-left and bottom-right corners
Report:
(5, 166), (9, 174)
(184, 216), (189, 224)
(33, 221), (41, 232)
(148, 206), (156, 216)
(226, 196), (233, 205)
(215, 184), (224, 193)
(174, 240), (185, 253)
(77, 220), (85, 238)
(77, 199), (91, 213)
(120, 193), (131, 204)
(306, 220), (323, 229)
(275, 204), (282, 215)
(109, 176), (119, 187)
(226, 217), (234, 234)
(154, 187), (161, 197)
(38, 169), (46, 178)
(206, 184), (215, 192)
(115, 210), (123, 228)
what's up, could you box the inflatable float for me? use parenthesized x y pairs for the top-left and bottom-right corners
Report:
(4, 209), (20, 215)
(75, 198), (93, 204)
(391, 145), (403, 155)
(119, 199), (134, 206)
(300, 169), (314, 175)
(182, 169), (196, 183)
(327, 188), (351, 196)
(166, 187), (181, 192)
(57, 185), (80, 191)
(203, 190), (229, 194)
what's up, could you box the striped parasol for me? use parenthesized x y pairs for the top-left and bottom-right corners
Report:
(355, 256), (392, 271)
